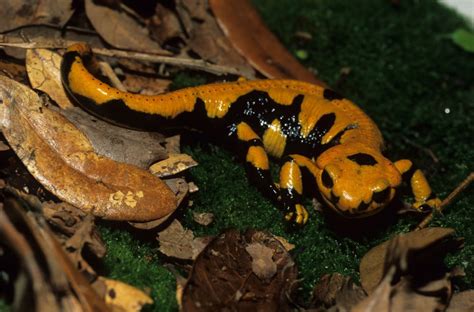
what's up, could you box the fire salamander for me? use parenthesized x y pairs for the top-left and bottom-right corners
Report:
(60, 43), (441, 225)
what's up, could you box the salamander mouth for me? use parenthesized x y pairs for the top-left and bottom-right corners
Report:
(321, 193), (385, 218)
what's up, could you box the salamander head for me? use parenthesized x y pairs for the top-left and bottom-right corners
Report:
(315, 145), (402, 217)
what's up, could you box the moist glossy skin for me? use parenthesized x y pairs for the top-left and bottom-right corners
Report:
(61, 43), (441, 225)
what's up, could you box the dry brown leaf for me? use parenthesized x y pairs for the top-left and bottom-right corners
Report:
(128, 178), (190, 230)
(310, 273), (366, 310)
(43, 202), (106, 280)
(122, 74), (172, 95)
(175, 0), (255, 78)
(150, 153), (198, 178)
(85, 0), (167, 54)
(0, 140), (10, 151)
(26, 49), (73, 109)
(157, 219), (207, 260)
(58, 106), (168, 169)
(192, 211), (214, 226)
(0, 0), (74, 33)
(1, 194), (108, 311)
(0, 76), (177, 221)
(446, 290), (474, 312)
(148, 3), (184, 46)
(0, 60), (26, 82)
(360, 227), (456, 294)
(181, 229), (297, 311)
(209, 0), (325, 86)
(354, 227), (463, 312)
(273, 235), (295, 252)
(93, 276), (153, 312)
(245, 242), (277, 280)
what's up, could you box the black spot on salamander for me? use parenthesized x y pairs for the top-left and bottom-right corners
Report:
(314, 113), (336, 136)
(426, 192), (437, 201)
(248, 138), (263, 147)
(322, 169), (334, 188)
(323, 89), (344, 101)
(347, 153), (378, 166)
(372, 188), (390, 203)
(357, 201), (370, 211)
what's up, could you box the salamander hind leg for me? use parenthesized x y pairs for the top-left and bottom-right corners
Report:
(394, 159), (442, 213)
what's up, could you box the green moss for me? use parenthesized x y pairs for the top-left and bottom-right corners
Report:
(0, 299), (10, 312)
(98, 225), (178, 311)
(98, 0), (473, 308)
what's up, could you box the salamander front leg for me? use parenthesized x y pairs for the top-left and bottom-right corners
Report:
(394, 159), (442, 212)
(279, 157), (309, 225)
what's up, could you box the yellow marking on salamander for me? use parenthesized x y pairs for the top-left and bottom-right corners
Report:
(262, 119), (286, 158)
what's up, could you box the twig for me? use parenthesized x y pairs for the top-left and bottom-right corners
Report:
(0, 41), (247, 77)
(92, 47), (246, 77)
(416, 172), (474, 230)
(98, 61), (127, 91)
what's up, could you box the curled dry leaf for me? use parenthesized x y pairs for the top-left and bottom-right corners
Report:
(0, 0), (74, 33)
(310, 273), (366, 310)
(181, 229), (298, 311)
(0, 76), (177, 221)
(93, 276), (153, 312)
(209, 0), (325, 86)
(157, 219), (209, 260)
(0, 195), (107, 312)
(85, 0), (167, 54)
(359, 227), (457, 294)
(26, 49), (73, 109)
(150, 153), (198, 178)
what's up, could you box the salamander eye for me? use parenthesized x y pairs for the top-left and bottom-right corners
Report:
(373, 188), (391, 203)
(321, 169), (334, 189)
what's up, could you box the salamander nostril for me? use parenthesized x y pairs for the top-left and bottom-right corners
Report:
(373, 188), (391, 203)
(322, 169), (333, 188)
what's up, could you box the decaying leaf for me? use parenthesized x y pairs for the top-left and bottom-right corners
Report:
(58, 106), (169, 169)
(354, 227), (464, 312)
(245, 242), (277, 280)
(122, 74), (172, 95)
(129, 178), (190, 229)
(360, 227), (457, 294)
(43, 202), (106, 280)
(446, 290), (474, 312)
(93, 276), (153, 312)
(0, 60), (26, 82)
(192, 211), (214, 226)
(174, 0), (255, 78)
(0, 0), (74, 33)
(157, 219), (208, 260)
(0, 76), (177, 221)
(149, 3), (184, 46)
(0, 194), (108, 311)
(182, 229), (298, 311)
(209, 0), (325, 86)
(26, 49), (73, 109)
(150, 153), (198, 178)
(273, 235), (295, 251)
(85, 0), (167, 54)
(310, 273), (366, 310)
